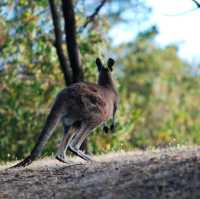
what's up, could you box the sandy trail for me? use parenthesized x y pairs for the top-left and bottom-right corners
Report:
(1, 147), (200, 199)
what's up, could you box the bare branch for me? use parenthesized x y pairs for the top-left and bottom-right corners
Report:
(78, 0), (107, 33)
(49, 0), (72, 86)
(163, 0), (200, 17)
(163, 8), (198, 17)
(192, 0), (200, 8)
(62, 0), (83, 83)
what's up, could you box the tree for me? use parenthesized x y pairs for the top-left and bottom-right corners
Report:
(49, 0), (83, 85)
(0, 0), (150, 161)
(112, 26), (200, 150)
(49, 0), (86, 150)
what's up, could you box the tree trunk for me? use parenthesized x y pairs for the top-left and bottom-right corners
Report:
(49, 0), (72, 86)
(49, 0), (87, 150)
(61, 0), (83, 83)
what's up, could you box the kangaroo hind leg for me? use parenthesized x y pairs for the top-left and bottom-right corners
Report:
(70, 123), (95, 161)
(56, 125), (75, 163)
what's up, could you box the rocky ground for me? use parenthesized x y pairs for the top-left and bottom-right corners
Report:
(1, 147), (200, 199)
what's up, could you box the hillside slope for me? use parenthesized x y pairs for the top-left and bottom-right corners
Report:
(1, 147), (200, 199)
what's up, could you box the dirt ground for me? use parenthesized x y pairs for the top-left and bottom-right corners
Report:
(1, 147), (200, 199)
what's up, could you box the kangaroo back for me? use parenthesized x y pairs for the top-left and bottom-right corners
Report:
(11, 57), (118, 168)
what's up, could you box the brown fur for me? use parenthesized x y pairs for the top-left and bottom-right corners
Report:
(11, 58), (118, 168)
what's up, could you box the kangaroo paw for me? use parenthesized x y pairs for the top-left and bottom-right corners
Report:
(103, 126), (109, 134)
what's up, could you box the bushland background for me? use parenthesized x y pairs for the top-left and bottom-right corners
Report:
(0, 0), (200, 162)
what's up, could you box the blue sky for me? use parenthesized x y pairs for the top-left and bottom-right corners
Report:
(110, 0), (200, 64)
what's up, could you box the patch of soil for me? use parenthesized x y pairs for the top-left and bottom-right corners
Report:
(1, 147), (200, 199)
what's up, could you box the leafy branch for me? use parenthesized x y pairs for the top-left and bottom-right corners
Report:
(78, 0), (107, 33)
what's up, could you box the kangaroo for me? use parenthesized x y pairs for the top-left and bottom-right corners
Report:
(11, 58), (119, 168)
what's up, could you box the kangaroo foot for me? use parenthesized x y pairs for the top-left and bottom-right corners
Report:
(55, 152), (70, 164)
(70, 147), (93, 161)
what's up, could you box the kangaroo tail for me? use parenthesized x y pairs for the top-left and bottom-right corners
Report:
(11, 99), (63, 168)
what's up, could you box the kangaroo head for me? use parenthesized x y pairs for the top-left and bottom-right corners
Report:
(96, 58), (115, 87)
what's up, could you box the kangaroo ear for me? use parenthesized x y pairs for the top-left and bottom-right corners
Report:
(96, 58), (103, 72)
(107, 58), (115, 71)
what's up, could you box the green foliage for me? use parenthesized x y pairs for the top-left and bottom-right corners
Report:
(0, 1), (199, 162)
(0, 0), (112, 161)
(89, 26), (200, 154)
(110, 27), (200, 150)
